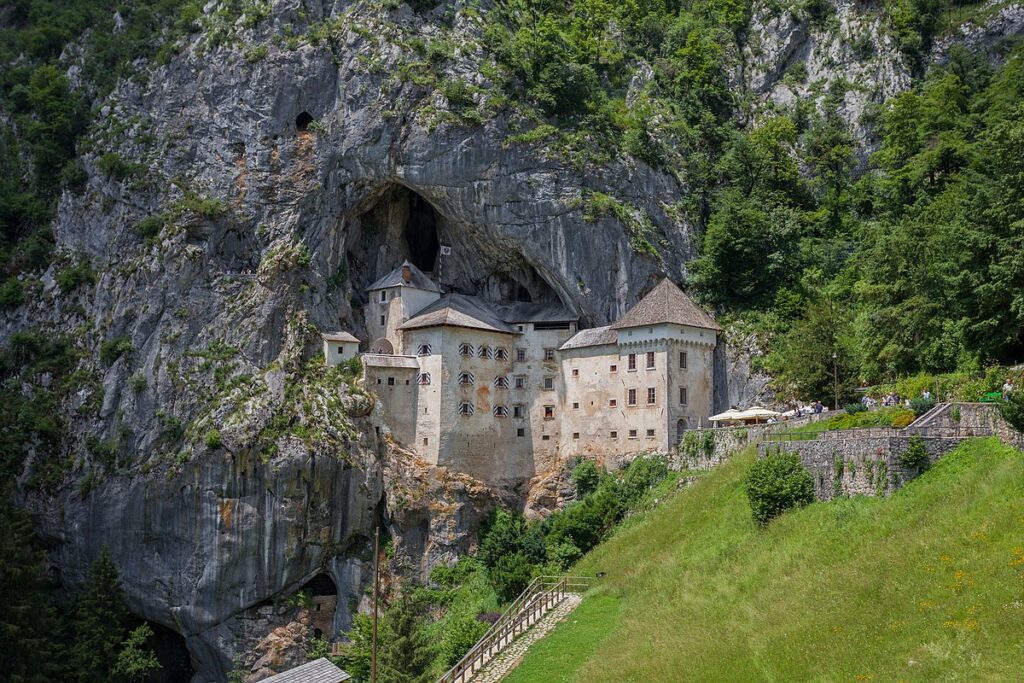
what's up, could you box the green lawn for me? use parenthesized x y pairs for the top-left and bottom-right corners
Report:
(509, 438), (1024, 682)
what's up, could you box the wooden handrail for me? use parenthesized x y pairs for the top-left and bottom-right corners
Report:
(436, 575), (595, 683)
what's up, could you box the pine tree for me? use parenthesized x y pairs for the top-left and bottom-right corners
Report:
(0, 497), (65, 683)
(377, 596), (434, 683)
(69, 548), (129, 683)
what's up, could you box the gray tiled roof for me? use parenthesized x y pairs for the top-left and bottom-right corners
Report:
(362, 353), (420, 369)
(610, 278), (721, 332)
(559, 325), (618, 350)
(260, 658), (351, 683)
(399, 294), (519, 335)
(491, 301), (577, 324)
(367, 261), (441, 293)
(322, 331), (360, 343)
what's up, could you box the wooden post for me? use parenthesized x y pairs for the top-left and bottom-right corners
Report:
(372, 526), (379, 683)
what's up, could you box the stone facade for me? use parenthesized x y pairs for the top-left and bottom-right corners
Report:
(337, 264), (722, 484)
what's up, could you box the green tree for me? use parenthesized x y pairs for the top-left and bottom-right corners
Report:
(0, 497), (65, 683)
(70, 549), (129, 683)
(745, 451), (815, 525)
(112, 624), (160, 682)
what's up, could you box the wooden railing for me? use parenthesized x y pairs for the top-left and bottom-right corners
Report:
(436, 575), (595, 683)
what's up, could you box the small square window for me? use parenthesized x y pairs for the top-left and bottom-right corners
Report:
(679, 351), (688, 369)
(647, 387), (656, 405)
(646, 351), (655, 369)
(609, 398), (617, 407)
(646, 428), (655, 437)
(627, 389), (636, 406)
(514, 375), (526, 389)
(405, 379), (409, 385)
(422, 438), (428, 446)
(376, 378), (382, 385)
(543, 377), (554, 390)
(679, 387), (688, 405)
(513, 405), (524, 418)
(628, 429), (638, 438)
(541, 434), (550, 441)
(380, 291), (387, 302)
(572, 402), (579, 409)
(544, 405), (554, 419)
(516, 348), (527, 362)
(573, 432), (580, 440)
(380, 315), (385, 326)
(610, 430), (618, 439)
(610, 364), (617, 373)
(517, 428), (525, 437)
(628, 353), (636, 371)
(572, 368), (579, 377)
(544, 348), (555, 361)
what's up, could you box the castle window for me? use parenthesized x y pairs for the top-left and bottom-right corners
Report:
(514, 375), (526, 389)
(459, 372), (475, 386)
(513, 405), (524, 418)
(544, 348), (555, 361)
(417, 344), (432, 356)
(610, 364), (617, 373)
(494, 376), (509, 389)
(516, 348), (527, 362)
(610, 430), (618, 439)
(458, 402), (474, 416)
(493, 405), (509, 418)
(543, 376), (554, 390)
(376, 378), (382, 385)
(544, 405), (555, 419)
(573, 432), (580, 440)
(380, 315), (385, 326)
(647, 387), (656, 404)
(572, 402), (579, 409)
(459, 343), (474, 358)
(423, 438), (428, 446)
(495, 347), (508, 360)
(627, 389), (636, 406)
(609, 398), (617, 407)
(542, 435), (550, 441)
(517, 428), (525, 437)
(572, 368), (579, 377)
(418, 372), (431, 385)
(380, 291), (387, 302)
(679, 387), (688, 405)
(646, 352), (655, 369)
(628, 354), (636, 371)
(387, 377), (395, 386)
(679, 351), (688, 369)
(646, 428), (656, 437)
(479, 345), (492, 359)
(628, 429), (638, 439)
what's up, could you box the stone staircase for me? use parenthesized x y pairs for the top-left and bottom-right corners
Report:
(436, 576), (594, 683)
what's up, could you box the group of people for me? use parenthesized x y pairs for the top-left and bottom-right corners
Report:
(861, 389), (932, 408)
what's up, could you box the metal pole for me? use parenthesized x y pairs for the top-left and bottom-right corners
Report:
(372, 526), (379, 683)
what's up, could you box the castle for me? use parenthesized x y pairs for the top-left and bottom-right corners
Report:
(323, 261), (721, 483)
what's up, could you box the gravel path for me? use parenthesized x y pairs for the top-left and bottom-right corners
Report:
(470, 593), (583, 683)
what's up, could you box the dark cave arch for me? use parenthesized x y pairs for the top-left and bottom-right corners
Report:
(404, 193), (439, 272)
(296, 111), (313, 132)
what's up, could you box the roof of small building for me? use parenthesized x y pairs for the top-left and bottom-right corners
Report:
(399, 294), (519, 335)
(260, 658), (351, 683)
(491, 301), (577, 324)
(322, 331), (360, 343)
(362, 353), (420, 369)
(610, 278), (721, 332)
(559, 325), (618, 350)
(367, 260), (441, 293)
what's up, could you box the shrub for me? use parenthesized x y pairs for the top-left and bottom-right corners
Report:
(899, 435), (929, 471)
(999, 391), (1024, 432)
(56, 259), (94, 293)
(488, 552), (534, 601)
(844, 402), (867, 415)
(910, 396), (935, 417)
(571, 460), (600, 498)
(99, 337), (133, 366)
(204, 429), (222, 449)
(128, 373), (147, 392)
(135, 215), (164, 241)
(745, 451), (815, 525)
(95, 152), (136, 180)
(0, 278), (25, 309)
(619, 455), (668, 507)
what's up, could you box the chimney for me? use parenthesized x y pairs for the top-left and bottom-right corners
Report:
(401, 263), (411, 282)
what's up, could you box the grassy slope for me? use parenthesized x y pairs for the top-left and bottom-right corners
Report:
(507, 439), (1024, 682)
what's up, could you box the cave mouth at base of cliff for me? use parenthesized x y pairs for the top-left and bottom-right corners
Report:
(347, 183), (563, 306)
(137, 620), (195, 683)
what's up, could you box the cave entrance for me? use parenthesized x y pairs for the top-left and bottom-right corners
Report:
(133, 620), (195, 683)
(296, 111), (313, 132)
(302, 573), (338, 640)
(404, 193), (439, 273)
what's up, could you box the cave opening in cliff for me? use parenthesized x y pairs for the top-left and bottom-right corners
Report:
(296, 111), (313, 132)
(130, 620), (195, 683)
(404, 193), (439, 272)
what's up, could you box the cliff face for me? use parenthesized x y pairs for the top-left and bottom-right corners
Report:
(7, 0), (1024, 680)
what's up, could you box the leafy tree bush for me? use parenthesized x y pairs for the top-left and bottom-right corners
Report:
(844, 402), (867, 415)
(910, 396), (935, 416)
(112, 624), (161, 682)
(56, 258), (95, 293)
(999, 391), (1024, 433)
(745, 451), (815, 525)
(100, 337), (133, 366)
(204, 429), (222, 449)
(570, 459), (601, 498)
(899, 435), (930, 471)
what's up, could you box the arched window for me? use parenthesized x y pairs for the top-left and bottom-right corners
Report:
(418, 372), (431, 385)
(459, 372), (475, 386)
(494, 347), (508, 360)
(459, 343), (474, 358)
(459, 402), (474, 416)
(493, 376), (509, 389)
(478, 345), (492, 359)
(417, 344), (432, 356)
(493, 405), (508, 418)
